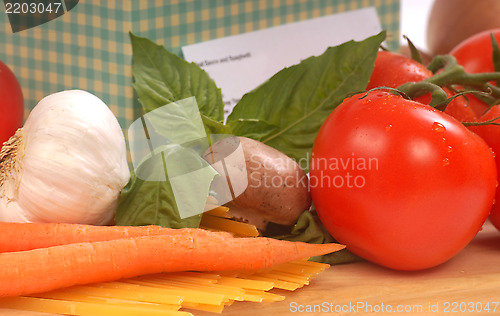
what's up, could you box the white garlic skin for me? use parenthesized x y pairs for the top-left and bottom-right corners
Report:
(0, 90), (130, 225)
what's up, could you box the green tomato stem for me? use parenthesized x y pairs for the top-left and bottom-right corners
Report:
(395, 54), (500, 106)
(463, 115), (500, 126)
(426, 55), (500, 90)
(397, 81), (448, 109)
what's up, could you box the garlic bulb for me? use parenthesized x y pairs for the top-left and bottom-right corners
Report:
(0, 90), (130, 225)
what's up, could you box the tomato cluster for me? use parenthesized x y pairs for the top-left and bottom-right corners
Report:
(450, 29), (500, 231)
(311, 30), (500, 271)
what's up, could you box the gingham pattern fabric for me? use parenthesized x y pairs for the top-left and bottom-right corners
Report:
(0, 0), (400, 130)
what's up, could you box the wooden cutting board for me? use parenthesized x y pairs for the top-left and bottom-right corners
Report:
(1, 222), (499, 316)
(197, 221), (500, 316)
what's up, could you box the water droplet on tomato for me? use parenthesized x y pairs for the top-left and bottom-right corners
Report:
(442, 158), (450, 166)
(447, 145), (453, 153)
(385, 124), (392, 131)
(432, 122), (446, 133)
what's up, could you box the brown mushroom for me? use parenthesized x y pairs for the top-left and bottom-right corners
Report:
(203, 136), (311, 231)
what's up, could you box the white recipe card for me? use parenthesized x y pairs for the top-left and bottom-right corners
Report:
(182, 7), (383, 118)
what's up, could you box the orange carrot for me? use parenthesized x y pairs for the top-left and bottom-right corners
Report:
(0, 222), (232, 252)
(0, 232), (344, 297)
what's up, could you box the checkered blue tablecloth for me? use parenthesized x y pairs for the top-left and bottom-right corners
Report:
(0, 0), (400, 130)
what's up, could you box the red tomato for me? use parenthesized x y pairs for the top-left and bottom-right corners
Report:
(468, 105), (500, 231)
(0, 60), (24, 147)
(367, 51), (433, 90)
(491, 205), (500, 231)
(450, 28), (500, 74)
(310, 91), (497, 270)
(368, 51), (477, 122)
(451, 30), (500, 231)
(450, 28), (500, 116)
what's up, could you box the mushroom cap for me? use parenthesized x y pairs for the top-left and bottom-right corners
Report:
(203, 136), (311, 230)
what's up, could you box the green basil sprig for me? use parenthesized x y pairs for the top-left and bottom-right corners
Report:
(117, 31), (385, 243)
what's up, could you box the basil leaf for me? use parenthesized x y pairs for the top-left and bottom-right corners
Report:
(270, 211), (363, 265)
(130, 32), (225, 121)
(116, 174), (203, 228)
(227, 118), (280, 142)
(201, 114), (233, 140)
(121, 33), (227, 228)
(115, 145), (218, 228)
(227, 31), (385, 168)
(139, 97), (208, 147)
